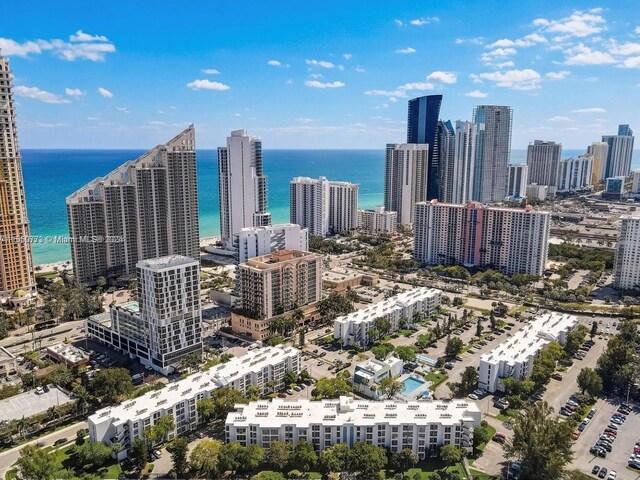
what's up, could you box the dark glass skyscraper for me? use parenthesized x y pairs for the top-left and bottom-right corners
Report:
(407, 95), (443, 200)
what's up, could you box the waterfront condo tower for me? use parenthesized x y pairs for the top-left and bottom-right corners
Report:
(526, 140), (562, 196)
(0, 51), (36, 302)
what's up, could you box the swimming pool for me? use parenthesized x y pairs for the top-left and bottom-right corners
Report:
(401, 377), (426, 395)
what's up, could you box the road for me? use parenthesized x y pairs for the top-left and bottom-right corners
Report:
(0, 320), (85, 356)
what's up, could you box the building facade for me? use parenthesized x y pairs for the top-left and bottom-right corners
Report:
(234, 224), (309, 263)
(472, 105), (512, 203)
(218, 130), (271, 249)
(614, 213), (640, 290)
(67, 127), (199, 284)
(441, 121), (476, 204)
(413, 201), (550, 276)
(507, 164), (528, 198)
(587, 141), (609, 184)
(89, 346), (301, 459)
(526, 140), (561, 196)
(357, 207), (397, 235)
(557, 156), (593, 193)
(353, 357), (404, 399)
(602, 176), (626, 201)
(290, 176), (358, 237)
(603, 125), (635, 179)
(226, 396), (481, 457)
(0, 53), (37, 301)
(384, 143), (429, 226)
(478, 313), (578, 392)
(334, 288), (442, 346)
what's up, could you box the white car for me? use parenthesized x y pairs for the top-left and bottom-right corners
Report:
(608, 470), (617, 479)
(468, 393), (479, 400)
(473, 389), (485, 396)
(35, 387), (44, 395)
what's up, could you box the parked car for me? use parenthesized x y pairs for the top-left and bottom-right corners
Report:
(468, 393), (479, 400)
(592, 466), (600, 475)
(53, 438), (67, 446)
(492, 432), (506, 444)
(608, 470), (617, 479)
(444, 362), (454, 370)
(551, 373), (563, 381)
(153, 450), (162, 460)
(35, 387), (44, 395)
(597, 467), (607, 478)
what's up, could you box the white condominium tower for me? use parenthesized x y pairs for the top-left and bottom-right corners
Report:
(507, 164), (528, 198)
(0, 52), (36, 302)
(289, 176), (358, 237)
(357, 207), (397, 235)
(137, 256), (202, 373)
(384, 143), (429, 226)
(218, 130), (271, 249)
(614, 213), (640, 290)
(526, 140), (561, 196)
(587, 141), (609, 184)
(603, 124), (635, 179)
(67, 127), (200, 285)
(440, 121), (476, 204)
(413, 200), (550, 276)
(472, 105), (513, 203)
(556, 155), (593, 193)
(234, 224), (309, 263)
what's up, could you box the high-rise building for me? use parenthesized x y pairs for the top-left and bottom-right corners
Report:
(472, 105), (513, 203)
(289, 176), (358, 237)
(234, 224), (309, 263)
(587, 141), (609, 184)
(413, 200), (550, 276)
(631, 170), (640, 195)
(67, 127), (199, 285)
(357, 207), (397, 235)
(556, 156), (593, 193)
(614, 213), (640, 290)
(407, 95), (442, 200)
(232, 250), (322, 340)
(507, 164), (528, 198)
(218, 129), (271, 249)
(603, 124), (635, 178)
(0, 52), (36, 302)
(86, 255), (202, 374)
(526, 140), (562, 195)
(437, 120), (456, 202)
(384, 143), (429, 226)
(602, 176), (626, 201)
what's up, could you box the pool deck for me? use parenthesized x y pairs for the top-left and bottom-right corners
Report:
(398, 373), (432, 401)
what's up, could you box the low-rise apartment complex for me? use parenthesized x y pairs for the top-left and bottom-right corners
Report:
(226, 396), (481, 457)
(89, 346), (300, 459)
(358, 207), (397, 235)
(353, 357), (403, 399)
(334, 287), (442, 346)
(478, 312), (578, 393)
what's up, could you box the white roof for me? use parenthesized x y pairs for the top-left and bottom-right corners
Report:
(46, 343), (89, 363)
(480, 313), (578, 365)
(137, 255), (198, 270)
(227, 396), (480, 428)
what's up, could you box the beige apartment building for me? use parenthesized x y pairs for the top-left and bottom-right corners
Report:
(232, 250), (322, 340)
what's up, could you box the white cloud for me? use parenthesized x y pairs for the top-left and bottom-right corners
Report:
(395, 47), (416, 54)
(364, 89), (407, 98)
(571, 107), (606, 113)
(427, 71), (457, 84)
(487, 34), (547, 49)
(394, 19), (403, 26)
(533, 10), (606, 39)
(410, 17), (439, 26)
(185, 79), (231, 91)
(305, 80), (345, 89)
(620, 56), (640, 68)
(545, 70), (570, 80)
(0, 35), (115, 61)
(65, 88), (85, 97)
(116, 106), (130, 113)
(564, 44), (615, 65)
(609, 42), (640, 56)
(481, 48), (517, 60)
(455, 37), (484, 45)
(69, 30), (109, 42)
(398, 82), (434, 91)
(548, 115), (572, 122)
(97, 87), (114, 98)
(0, 38), (50, 57)
(492, 61), (515, 69)
(478, 68), (542, 90)
(87, 116), (100, 121)
(202, 68), (220, 74)
(343, 53), (352, 60)
(14, 85), (71, 104)
(338, 65), (344, 71)
(354, 66), (366, 73)
(308, 73), (323, 79)
(295, 117), (317, 123)
(464, 89), (488, 98)
(267, 60), (282, 67)
(305, 59), (335, 69)
(635, 26), (640, 35)
(148, 121), (165, 126)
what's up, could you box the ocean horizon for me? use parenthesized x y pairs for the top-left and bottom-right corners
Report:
(22, 148), (640, 265)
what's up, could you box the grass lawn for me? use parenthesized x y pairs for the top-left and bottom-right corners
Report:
(468, 467), (497, 479)
(476, 425), (496, 453)
(424, 371), (448, 391)
(399, 329), (414, 337)
(403, 459), (466, 479)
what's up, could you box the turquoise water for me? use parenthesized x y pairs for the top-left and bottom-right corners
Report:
(401, 377), (426, 395)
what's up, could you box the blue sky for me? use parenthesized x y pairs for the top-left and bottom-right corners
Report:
(2, 0), (639, 149)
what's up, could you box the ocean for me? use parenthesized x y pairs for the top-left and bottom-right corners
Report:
(21, 148), (640, 265)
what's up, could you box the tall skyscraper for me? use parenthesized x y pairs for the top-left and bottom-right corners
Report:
(407, 95), (443, 200)
(507, 164), (528, 198)
(290, 176), (358, 237)
(472, 105), (513, 203)
(587, 141), (609, 184)
(437, 120), (456, 202)
(556, 156), (593, 193)
(603, 124), (635, 178)
(67, 127), (200, 285)
(526, 140), (562, 195)
(218, 130), (271, 249)
(0, 52), (36, 302)
(413, 201), (550, 276)
(614, 212), (640, 290)
(384, 143), (429, 226)
(441, 121), (476, 204)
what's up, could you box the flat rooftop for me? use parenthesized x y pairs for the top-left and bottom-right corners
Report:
(323, 268), (362, 282)
(0, 386), (73, 423)
(137, 255), (198, 270)
(243, 249), (318, 269)
(46, 343), (89, 363)
(227, 396), (481, 428)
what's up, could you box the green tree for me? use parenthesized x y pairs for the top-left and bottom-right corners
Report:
(564, 325), (588, 357)
(505, 402), (574, 480)
(148, 414), (175, 445)
(246, 384), (261, 401)
(128, 438), (149, 474)
(394, 345), (417, 362)
(349, 441), (387, 478)
(448, 366), (479, 398)
(475, 318), (483, 337)
(390, 448), (419, 472)
(473, 426), (492, 452)
(15, 445), (56, 480)
(311, 374), (353, 399)
(576, 368), (603, 398)
(319, 443), (351, 473)
(75, 441), (112, 470)
(218, 442), (244, 474)
(293, 440), (317, 472)
(445, 337), (464, 358)
(189, 439), (222, 478)
(379, 376), (403, 398)
(210, 387), (249, 418)
(439, 445), (462, 467)
(240, 443), (265, 473)
(167, 436), (189, 478)
(373, 317), (392, 338)
(371, 342), (395, 361)
(197, 397), (215, 424)
(265, 440), (293, 471)
(284, 370), (298, 386)
(91, 368), (134, 405)
(530, 342), (564, 389)
(590, 322), (598, 339)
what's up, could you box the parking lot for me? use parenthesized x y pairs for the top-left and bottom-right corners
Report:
(0, 386), (73, 422)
